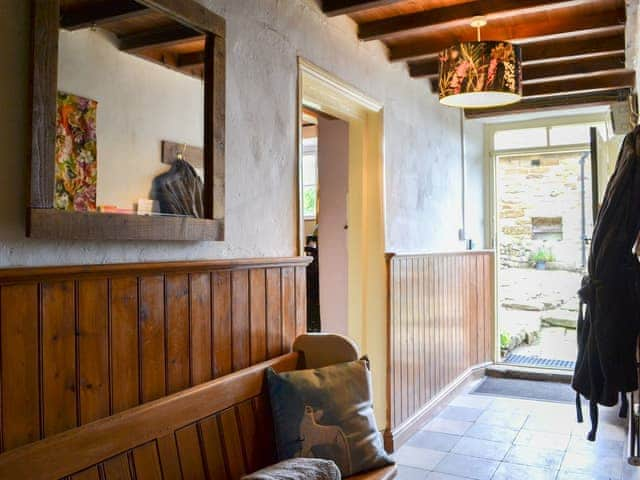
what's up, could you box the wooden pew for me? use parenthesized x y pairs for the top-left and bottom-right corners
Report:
(0, 334), (396, 480)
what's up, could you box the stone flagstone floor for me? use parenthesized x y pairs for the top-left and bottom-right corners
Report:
(393, 379), (630, 480)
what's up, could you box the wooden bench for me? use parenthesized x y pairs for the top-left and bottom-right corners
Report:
(0, 333), (396, 480)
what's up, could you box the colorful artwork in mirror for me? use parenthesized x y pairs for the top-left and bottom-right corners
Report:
(55, 91), (97, 212)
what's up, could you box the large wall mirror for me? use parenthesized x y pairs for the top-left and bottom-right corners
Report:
(29, 0), (225, 240)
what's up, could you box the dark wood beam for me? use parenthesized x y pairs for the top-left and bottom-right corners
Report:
(429, 68), (634, 96)
(359, 0), (588, 42)
(61, 1), (150, 31)
(119, 24), (204, 53)
(177, 51), (205, 68)
(522, 29), (625, 62)
(409, 31), (625, 78)
(322, 0), (404, 17)
(523, 69), (635, 96)
(464, 88), (631, 118)
(524, 52), (625, 80)
(390, 8), (625, 61)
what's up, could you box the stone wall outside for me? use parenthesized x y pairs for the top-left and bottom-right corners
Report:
(497, 151), (593, 271)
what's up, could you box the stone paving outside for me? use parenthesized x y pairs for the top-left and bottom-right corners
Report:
(394, 378), (630, 480)
(498, 267), (583, 363)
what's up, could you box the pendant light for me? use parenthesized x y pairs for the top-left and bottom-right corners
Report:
(438, 16), (522, 109)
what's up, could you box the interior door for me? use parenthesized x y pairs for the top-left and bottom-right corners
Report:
(317, 116), (349, 335)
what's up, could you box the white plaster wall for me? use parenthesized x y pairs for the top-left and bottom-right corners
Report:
(58, 29), (204, 210)
(0, 0), (474, 266)
(464, 117), (486, 250)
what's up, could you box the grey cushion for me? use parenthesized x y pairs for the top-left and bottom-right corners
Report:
(267, 360), (394, 477)
(242, 458), (341, 480)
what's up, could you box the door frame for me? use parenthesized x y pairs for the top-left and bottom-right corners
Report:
(296, 57), (388, 426)
(484, 113), (609, 365)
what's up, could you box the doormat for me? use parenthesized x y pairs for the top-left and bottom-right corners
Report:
(503, 353), (575, 370)
(471, 377), (576, 403)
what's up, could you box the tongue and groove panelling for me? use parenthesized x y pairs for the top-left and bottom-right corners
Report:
(0, 257), (309, 453)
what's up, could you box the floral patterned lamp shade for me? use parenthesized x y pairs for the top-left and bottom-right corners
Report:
(438, 41), (522, 108)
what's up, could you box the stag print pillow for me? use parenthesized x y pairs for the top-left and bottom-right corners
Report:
(266, 360), (394, 477)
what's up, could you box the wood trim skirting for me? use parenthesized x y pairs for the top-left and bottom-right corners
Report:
(0, 257), (310, 453)
(385, 251), (495, 450)
(384, 363), (489, 452)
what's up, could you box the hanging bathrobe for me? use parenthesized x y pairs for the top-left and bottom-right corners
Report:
(573, 125), (640, 440)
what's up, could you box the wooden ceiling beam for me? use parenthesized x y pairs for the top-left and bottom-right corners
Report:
(409, 30), (625, 78)
(177, 51), (205, 68)
(322, 0), (405, 17)
(429, 68), (634, 96)
(359, 0), (589, 42)
(524, 52), (626, 80)
(389, 8), (625, 61)
(119, 24), (204, 53)
(522, 29), (625, 62)
(522, 69), (634, 97)
(464, 88), (631, 118)
(60, 1), (150, 31)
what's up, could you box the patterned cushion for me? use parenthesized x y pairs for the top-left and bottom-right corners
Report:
(266, 360), (394, 477)
(242, 458), (341, 480)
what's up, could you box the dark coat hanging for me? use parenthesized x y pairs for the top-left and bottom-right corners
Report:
(150, 159), (204, 218)
(573, 125), (640, 438)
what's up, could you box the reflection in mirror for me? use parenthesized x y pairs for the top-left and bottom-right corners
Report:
(57, 0), (205, 217)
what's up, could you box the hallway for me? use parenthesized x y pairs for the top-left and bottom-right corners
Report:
(395, 378), (626, 480)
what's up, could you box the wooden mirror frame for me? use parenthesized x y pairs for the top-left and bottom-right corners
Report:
(28, 0), (225, 241)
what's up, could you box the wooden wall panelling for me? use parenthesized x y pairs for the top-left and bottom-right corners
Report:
(190, 272), (213, 385)
(295, 266), (307, 336)
(42, 280), (77, 437)
(77, 279), (110, 425)
(281, 267), (296, 353)
(111, 277), (140, 414)
(249, 269), (267, 364)
(0, 257), (311, 454)
(139, 276), (166, 403)
(232, 270), (250, 371)
(386, 251), (495, 449)
(266, 268), (282, 359)
(0, 284), (40, 450)
(165, 274), (190, 395)
(213, 271), (232, 378)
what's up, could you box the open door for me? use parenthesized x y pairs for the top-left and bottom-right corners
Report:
(590, 126), (603, 221)
(317, 116), (350, 335)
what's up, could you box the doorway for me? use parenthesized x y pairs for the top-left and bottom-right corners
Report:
(300, 108), (350, 335)
(490, 119), (612, 370)
(297, 58), (387, 426)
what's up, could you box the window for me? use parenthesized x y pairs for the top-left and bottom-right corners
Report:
(532, 217), (563, 241)
(549, 123), (606, 146)
(494, 121), (608, 152)
(302, 137), (318, 219)
(494, 127), (547, 150)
